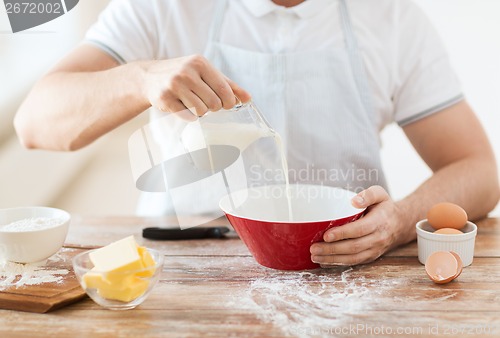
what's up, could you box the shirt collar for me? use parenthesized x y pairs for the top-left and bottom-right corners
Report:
(242, 0), (330, 19)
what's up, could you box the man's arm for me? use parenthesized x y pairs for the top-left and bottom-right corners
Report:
(14, 44), (250, 151)
(396, 100), (499, 235)
(15, 45), (144, 151)
(311, 101), (500, 265)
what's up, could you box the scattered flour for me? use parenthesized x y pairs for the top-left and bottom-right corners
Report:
(231, 267), (406, 337)
(228, 266), (459, 337)
(0, 251), (70, 290)
(1, 217), (63, 232)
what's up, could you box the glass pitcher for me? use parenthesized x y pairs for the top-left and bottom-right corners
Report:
(128, 100), (286, 228)
(180, 100), (277, 171)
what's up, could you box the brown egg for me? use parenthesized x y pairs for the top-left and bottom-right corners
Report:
(434, 228), (463, 235)
(425, 251), (460, 284)
(427, 203), (468, 230)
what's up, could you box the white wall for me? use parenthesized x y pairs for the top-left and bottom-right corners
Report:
(0, 1), (109, 116)
(0, 1), (113, 210)
(381, 0), (500, 216)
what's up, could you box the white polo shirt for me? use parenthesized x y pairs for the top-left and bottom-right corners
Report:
(85, 0), (462, 131)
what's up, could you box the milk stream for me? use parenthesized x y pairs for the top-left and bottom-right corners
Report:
(273, 133), (293, 222)
(180, 122), (294, 221)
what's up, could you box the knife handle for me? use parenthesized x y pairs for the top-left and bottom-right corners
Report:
(142, 227), (229, 240)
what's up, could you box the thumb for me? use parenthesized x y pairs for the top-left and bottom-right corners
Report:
(351, 185), (389, 208)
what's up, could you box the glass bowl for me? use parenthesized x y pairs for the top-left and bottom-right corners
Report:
(72, 248), (164, 310)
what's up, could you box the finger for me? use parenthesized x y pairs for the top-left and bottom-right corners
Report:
(189, 80), (223, 112)
(175, 108), (198, 122)
(179, 90), (210, 116)
(312, 249), (380, 266)
(323, 216), (378, 242)
(320, 264), (345, 268)
(311, 232), (378, 256)
(154, 98), (199, 122)
(225, 77), (252, 103)
(155, 98), (186, 114)
(352, 185), (389, 209)
(199, 68), (236, 109)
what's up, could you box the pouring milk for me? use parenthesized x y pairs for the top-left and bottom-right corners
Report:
(180, 115), (293, 221)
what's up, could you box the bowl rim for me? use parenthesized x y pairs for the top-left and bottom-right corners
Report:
(72, 247), (165, 275)
(219, 184), (366, 224)
(0, 206), (70, 234)
(416, 219), (477, 241)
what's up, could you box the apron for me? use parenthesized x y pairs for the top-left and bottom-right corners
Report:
(136, 0), (387, 217)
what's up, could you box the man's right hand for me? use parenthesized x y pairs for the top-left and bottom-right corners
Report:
(141, 55), (251, 116)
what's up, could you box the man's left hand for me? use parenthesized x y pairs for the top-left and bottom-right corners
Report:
(310, 185), (408, 266)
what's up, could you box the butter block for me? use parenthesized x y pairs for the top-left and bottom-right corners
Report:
(83, 270), (149, 302)
(82, 270), (108, 290)
(89, 236), (142, 273)
(98, 276), (149, 303)
(136, 246), (156, 278)
(82, 236), (158, 303)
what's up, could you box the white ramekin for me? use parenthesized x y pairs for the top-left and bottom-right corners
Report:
(416, 219), (477, 267)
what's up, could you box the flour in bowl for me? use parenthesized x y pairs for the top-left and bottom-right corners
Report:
(1, 217), (63, 232)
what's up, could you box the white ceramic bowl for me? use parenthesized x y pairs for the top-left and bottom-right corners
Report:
(416, 219), (477, 267)
(0, 207), (70, 263)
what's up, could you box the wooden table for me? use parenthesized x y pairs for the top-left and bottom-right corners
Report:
(1, 216), (499, 338)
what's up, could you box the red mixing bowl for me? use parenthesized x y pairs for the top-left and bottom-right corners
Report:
(219, 184), (365, 270)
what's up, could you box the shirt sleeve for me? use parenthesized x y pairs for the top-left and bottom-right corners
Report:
(84, 0), (160, 64)
(392, 1), (463, 126)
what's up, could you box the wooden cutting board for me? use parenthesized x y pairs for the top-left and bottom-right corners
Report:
(0, 247), (88, 313)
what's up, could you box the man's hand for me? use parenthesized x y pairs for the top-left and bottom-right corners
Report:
(310, 186), (409, 266)
(141, 55), (251, 116)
